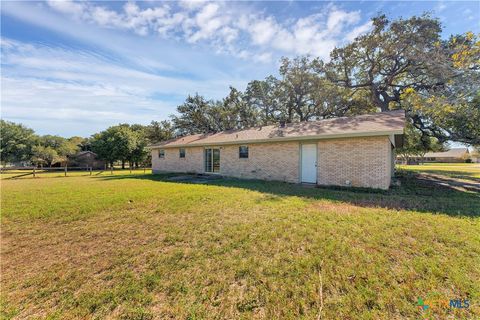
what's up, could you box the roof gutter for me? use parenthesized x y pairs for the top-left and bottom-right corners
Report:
(147, 130), (404, 149)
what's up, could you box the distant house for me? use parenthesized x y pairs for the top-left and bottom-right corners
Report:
(149, 110), (405, 190)
(69, 151), (105, 169)
(472, 153), (480, 163)
(421, 148), (470, 163)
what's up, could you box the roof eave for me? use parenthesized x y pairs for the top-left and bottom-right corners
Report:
(148, 130), (404, 149)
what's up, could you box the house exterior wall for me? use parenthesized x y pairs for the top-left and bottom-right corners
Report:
(390, 145), (395, 178)
(317, 136), (392, 190)
(151, 135), (394, 189)
(221, 142), (299, 183)
(152, 147), (204, 173)
(151, 142), (299, 183)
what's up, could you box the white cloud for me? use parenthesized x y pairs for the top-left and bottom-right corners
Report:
(90, 6), (124, 27)
(46, 0), (86, 18)
(0, 37), (254, 135)
(346, 20), (373, 41)
(248, 17), (279, 45)
(2, 37), (251, 97)
(43, 1), (371, 60)
(188, 3), (226, 42)
(253, 52), (273, 63)
(233, 6), (365, 58)
(157, 12), (186, 36)
(1, 1), (376, 136)
(435, 1), (447, 12)
(178, 0), (207, 11)
(326, 8), (360, 34)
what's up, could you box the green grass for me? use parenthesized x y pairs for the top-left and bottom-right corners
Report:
(0, 168), (152, 180)
(1, 165), (479, 319)
(399, 163), (480, 183)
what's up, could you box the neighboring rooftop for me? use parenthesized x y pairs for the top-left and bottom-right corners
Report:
(76, 151), (97, 156)
(425, 148), (469, 158)
(150, 110), (405, 148)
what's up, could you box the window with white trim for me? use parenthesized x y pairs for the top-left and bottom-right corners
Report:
(159, 149), (165, 158)
(179, 148), (186, 158)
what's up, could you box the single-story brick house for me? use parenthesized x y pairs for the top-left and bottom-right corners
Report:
(397, 147), (470, 164)
(150, 110), (405, 189)
(420, 148), (469, 163)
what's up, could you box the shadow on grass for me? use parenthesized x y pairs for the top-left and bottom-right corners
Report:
(96, 170), (480, 217)
(410, 169), (480, 184)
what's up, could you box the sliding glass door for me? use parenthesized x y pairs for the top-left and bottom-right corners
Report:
(205, 148), (220, 173)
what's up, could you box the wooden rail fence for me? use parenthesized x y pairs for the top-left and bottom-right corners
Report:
(0, 166), (151, 179)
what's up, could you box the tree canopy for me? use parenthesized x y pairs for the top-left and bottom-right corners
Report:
(90, 122), (175, 168)
(0, 120), (36, 165)
(170, 14), (478, 148)
(324, 15), (479, 144)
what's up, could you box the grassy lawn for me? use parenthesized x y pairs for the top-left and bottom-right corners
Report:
(1, 165), (479, 319)
(0, 168), (152, 180)
(399, 163), (480, 183)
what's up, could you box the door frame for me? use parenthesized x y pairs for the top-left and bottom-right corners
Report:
(203, 147), (221, 174)
(299, 142), (318, 183)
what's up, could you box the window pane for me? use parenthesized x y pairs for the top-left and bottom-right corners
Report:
(205, 148), (220, 172)
(205, 149), (212, 172)
(179, 148), (186, 158)
(213, 149), (220, 172)
(159, 149), (165, 158)
(239, 146), (248, 158)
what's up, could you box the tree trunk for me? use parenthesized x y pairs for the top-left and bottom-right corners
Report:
(371, 87), (391, 112)
(287, 104), (293, 123)
(121, 160), (125, 169)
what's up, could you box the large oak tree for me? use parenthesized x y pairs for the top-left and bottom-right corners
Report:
(325, 14), (479, 144)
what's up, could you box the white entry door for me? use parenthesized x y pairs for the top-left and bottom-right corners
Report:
(301, 144), (317, 183)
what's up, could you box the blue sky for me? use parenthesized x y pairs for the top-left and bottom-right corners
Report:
(1, 1), (479, 137)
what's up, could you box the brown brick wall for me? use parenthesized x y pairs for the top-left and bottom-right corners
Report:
(151, 136), (393, 189)
(151, 142), (299, 183)
(317, 136), (392, 189)
(221, 142), (299, 183)
(151, 147), (204, 173)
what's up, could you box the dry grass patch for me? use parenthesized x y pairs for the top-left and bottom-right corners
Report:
(1, 169), (479, 319)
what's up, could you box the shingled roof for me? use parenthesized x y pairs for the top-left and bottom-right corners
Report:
(150, 110), (405, 148)
(424, 148), (469, 158)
